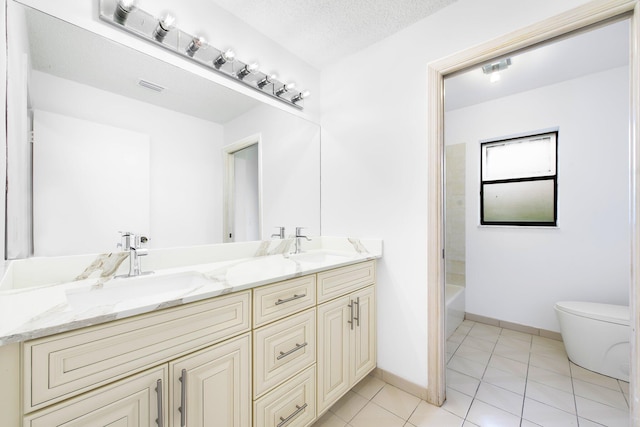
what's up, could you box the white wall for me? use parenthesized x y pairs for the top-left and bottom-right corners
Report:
(446, 66), (630, 332)
(31, 71), (224, 249)
(320, 0), (593, 388)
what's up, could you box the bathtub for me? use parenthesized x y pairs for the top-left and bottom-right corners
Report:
(446, 284), (465, 339)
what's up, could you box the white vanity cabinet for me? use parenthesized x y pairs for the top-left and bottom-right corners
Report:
(317, 262), (376, 415)
(6, 259), (377, 427)
(22, 291), (252, 427)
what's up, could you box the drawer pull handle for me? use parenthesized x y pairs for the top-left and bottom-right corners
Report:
(275, 294), (306, 305)
(277, 403), (308, 427)
(277, 342), (308, 360)
(347, 301), (354, 330)
(353, 297), (360, 327)
(179, 369), (187, 427)
(155, 379), (164, 427)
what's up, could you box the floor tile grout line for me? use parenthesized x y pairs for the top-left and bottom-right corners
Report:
(461, 322), (503, 425)
(518, 332), (533, 426)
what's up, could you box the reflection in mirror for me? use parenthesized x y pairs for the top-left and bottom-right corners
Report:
(6, 2), (321, 258)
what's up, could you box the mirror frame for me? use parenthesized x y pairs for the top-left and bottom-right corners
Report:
(426, 0), (639, 419)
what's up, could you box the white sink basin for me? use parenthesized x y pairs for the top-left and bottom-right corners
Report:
(65, 271), (219, 311)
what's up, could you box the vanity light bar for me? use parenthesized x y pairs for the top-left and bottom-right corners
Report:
(99, 0), (309, 110)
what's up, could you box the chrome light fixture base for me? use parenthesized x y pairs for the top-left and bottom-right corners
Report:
(99, 0), (309, 110)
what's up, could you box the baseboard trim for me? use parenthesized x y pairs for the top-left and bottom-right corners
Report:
(464, 312), (563, 341)
(371, 368), (429, 401)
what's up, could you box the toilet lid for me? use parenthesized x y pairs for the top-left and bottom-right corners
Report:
(555, 301), (629, 326)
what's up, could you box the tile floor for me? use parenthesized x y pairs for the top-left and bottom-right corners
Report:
(312, 320), (631, 427)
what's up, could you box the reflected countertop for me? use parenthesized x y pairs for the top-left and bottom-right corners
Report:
(0, 236), (382, 346)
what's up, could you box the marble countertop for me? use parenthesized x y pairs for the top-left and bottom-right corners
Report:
(0, 237), (382, 346)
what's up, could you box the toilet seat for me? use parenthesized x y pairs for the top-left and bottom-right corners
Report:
(555, 301), (629, 326)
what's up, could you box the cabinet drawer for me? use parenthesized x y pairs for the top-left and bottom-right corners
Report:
(317, 261), (375, 303)
(25, 291), (250, 411)
(254, 365), (316, 427)
(254, 275), (316, 327)
(24, 365), (167, 427)
(254, 309), (316, 397)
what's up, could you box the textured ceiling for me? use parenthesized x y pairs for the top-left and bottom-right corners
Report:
(208, 0), (459, 69)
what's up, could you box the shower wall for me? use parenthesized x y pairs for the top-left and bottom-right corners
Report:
(445, 143), (466, 286)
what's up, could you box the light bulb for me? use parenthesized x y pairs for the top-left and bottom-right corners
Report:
(490, 72), (501, 83)
(153, 12), (176, 42)
(114, 0), (138, 25)
(257, 74), (277, 89)
(186, 35), (206, 57)
(275, 82), (296, 97)
(237, 63), (260, 80)
(214, 49), (235, 68)
(291, 90), (310, 104)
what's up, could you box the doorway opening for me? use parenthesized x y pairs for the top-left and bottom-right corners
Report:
(223, 134), (262, 243)
(426, 1), (639, 422)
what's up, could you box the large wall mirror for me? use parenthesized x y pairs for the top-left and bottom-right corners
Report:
(6, 1), (321, 258)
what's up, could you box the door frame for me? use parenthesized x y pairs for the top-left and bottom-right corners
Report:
(425, 0), (640, 421)
(222, 133), (263, 243)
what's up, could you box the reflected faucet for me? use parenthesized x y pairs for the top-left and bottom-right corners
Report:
(294, 227), (311, 254)
(271, 226), (286, 239)
(118, 231), (150, 277)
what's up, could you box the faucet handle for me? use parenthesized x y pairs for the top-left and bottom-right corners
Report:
(271, 226), (285, 239)
(118, 231), (133, 250)
(135, 235), (149, 248)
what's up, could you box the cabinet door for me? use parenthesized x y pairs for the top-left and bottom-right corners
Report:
(170, 333), (251, 427)
(316, 296), (350, 414)
(24, 366), (167, 427)
(351, 286), (376, 384)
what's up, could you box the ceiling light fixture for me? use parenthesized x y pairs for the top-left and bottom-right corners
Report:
(237, 63), (260, 80)
(186, 35), (206, 57)
(113, 0), (138, 25)
(99, 0), (309, 110)
(291, 90), (310, 104)
(153, 12), (176, 42)
(257, 74), (277, 89)
(482, 58), (512, 83)
(275, 82), (296, 97)
(214, 49), (235, 69)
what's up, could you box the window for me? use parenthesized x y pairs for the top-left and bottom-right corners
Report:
(480, 131), (557, 226)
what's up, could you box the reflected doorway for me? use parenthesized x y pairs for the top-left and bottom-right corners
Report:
(223, 135), (262, 242)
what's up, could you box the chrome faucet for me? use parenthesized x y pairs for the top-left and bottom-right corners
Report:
(118, 231), (150, 277)
(271, 226), (286, 239)
(294, 227), (311, 254)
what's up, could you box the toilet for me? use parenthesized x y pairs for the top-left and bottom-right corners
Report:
(554, 301), (630, 382)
